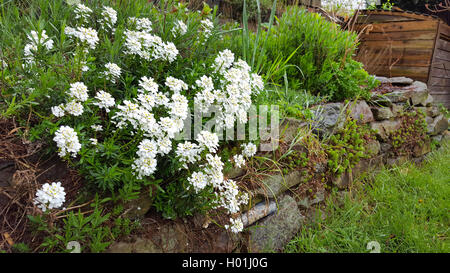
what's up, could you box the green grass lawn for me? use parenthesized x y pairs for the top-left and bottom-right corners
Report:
(285, 142), (450, 253)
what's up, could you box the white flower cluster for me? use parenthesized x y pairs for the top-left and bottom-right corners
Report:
(93, 90), (115, 112)
(74, 3), (92, 22)
(52, 82), (90, 117)
(194, 50), (264, 129)
(65, 26), (99, 50)
(112, 75), (189, 179)
(99, 6), (117, 29)
(103, 62), (121, 83)
(53, 126), (81, 158)
(172, 20), (187, 36)
(34, 182), (66, 212)
(224, 217), (244, 233)
(200, 19), (214, 40)
(123, 19), (178, 63)
(23, 30), (54, 65)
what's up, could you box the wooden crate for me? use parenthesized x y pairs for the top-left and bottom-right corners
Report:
(355, 10), (450, 108)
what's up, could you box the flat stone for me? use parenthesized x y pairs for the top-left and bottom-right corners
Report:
(349, 100), (374, 124)
(370, 93), (394, 106)
(427, 115), (448, 135)
(432, 134), (443, 143)
(240, 200), (277, 227)
(390, 77), (414, 85)
(386, 91), (410, 103)
(371, 106), (393, 121)
(255, 171), (306, 198)
(248, 195), (305, 252)
(375, 76), (390, 84)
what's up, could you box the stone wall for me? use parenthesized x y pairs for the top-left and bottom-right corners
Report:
(108, 77), (449, 253)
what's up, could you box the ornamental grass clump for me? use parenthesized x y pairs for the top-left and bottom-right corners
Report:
(3, 0), (264, 231)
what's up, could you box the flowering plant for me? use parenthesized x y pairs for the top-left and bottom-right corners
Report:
(15, 1), (264, 232)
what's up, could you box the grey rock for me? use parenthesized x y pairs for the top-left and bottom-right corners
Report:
(386, 91), (410, 103)
(332, 170), (353, 189)
(429, 106), (440, 118)
(424, 94), (434, 106)
(364, 140), (381, 156)
(432, 134), (443, 143)
(370, 122), (388, 141)
(349, 100), (374, 124)
(240, 200), (277, 227)
(409, 81), (429, 106)
(413, 139), (431, 157)
(279, 117), (307, 145)
(391, 103), (405, 117)
(381, 120), (401, 135)
(427, 115), (449, 135)
(386, 155), (409, 167)
(224, 166), (245, 179)
(255, 171), (306, 198)
(248, 195), (305, 252)
(380, 143), (392, 153)
(375, 76), (390, 84)
(390, 77), (414, 85)
(297, 190), (325, 209)
(311, 103), (344, 136)
(371, 106), (394, 121)
(371, 93), (394, 106)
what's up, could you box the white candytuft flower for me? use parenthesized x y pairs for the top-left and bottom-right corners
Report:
(89, 138), (98, 146)
(93, 90), (115, 112)
(64, 100), (84, 116)
(23, 30), (54, 65)
(123, 30), (178, 63)
(51, 104), (65, 118)
(172, 20), (187, 36)
(241, 142), (257, 157)
(68, 82), (89, 102)
(99, 6), (117, 29)
(139, 76), (159, 94)
(176, 141), (203, 168)
(196, 131), (219, 153)
(132, 139), (158, 179)
(224, 217), (244, 233)
(233, 154), (245, 168)
(74, 3), (92, 21)
(53, 126), (81, 158)
(187, 171), (208, 193)
(91, 124), (103, 132)
(34, 182), (66, 212)
(103, 63), (121, 83)
(128, 17), (153, 32)
(65, 26), (99, 50)
(200, 19), (214, 40)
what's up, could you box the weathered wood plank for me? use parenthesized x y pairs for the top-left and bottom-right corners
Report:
(428, 94), (450, 108)
(360, 40), (435, 50)
(438, 22), (450, 37)
(436, 39), (450, 52)
(356, 21), (438, 33)
(430, 67), (450, 78)
(358, 10), (440, 22)
(360, 31), (436, 41)
(429, 77), (450, 87)
(433, 57), (450, 69)
(433, 49), (450, 62)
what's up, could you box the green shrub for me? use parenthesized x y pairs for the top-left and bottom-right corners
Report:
(225, 6), (378, 101)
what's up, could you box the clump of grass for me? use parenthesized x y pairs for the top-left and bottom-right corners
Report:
(285, 141), (450, 253)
